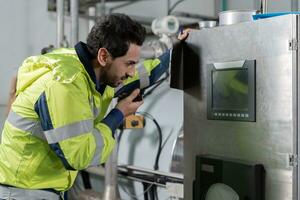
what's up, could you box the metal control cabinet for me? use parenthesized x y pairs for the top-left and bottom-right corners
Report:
(184, 14), (300, 200)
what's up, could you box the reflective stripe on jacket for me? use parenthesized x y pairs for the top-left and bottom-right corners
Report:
(0, 47), (171, 191)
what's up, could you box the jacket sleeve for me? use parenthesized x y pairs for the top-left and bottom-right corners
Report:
(34, 74), (116, 170)
(114, 49), (171, 97)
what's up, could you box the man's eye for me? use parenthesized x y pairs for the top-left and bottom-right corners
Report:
(127, 62), (135, 66)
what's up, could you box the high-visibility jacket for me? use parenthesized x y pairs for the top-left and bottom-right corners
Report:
(0, 42), (171, 191)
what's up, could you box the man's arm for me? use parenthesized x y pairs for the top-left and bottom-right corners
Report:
(34, 75), (122, 170)
(114, 49), (171, 97)
(114, 29), (192, 97)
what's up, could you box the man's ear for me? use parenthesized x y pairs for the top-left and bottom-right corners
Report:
(97, 48), (109, 66)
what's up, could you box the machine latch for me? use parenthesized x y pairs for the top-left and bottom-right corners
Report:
(289, 154), (298, 167)
(289, 39), (298, 50)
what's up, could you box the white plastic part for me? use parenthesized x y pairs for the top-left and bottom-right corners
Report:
(151, 15), (180, 36)
(205, 183), (239, 200)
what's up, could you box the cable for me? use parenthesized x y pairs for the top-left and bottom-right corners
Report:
(136, 112), (162, 171)
(142, 72), (169, 99)
(161, 129), (173, 150)
(168, 0), (185, 15)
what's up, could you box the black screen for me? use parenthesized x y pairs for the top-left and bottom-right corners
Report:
(212, 69), (249, 111)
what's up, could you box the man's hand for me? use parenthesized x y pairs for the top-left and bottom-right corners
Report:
(116, 89), (144, 117)
(178, 28), (193, 41)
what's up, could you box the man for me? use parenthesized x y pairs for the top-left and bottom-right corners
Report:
(0, 13), (190, 200)
(5, 45), (55, 116)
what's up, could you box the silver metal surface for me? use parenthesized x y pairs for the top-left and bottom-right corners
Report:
(119, 165), (183, 180)
(198, 21), (217, 29)
(184, 15), (299, 200)
(70, 0), (79, 46)
(56, 0), (64, 48)
(213, 60), (245, 69)
(260, 0), (267, 13)
(170, 129), (183, 174)
(103, 138), (121, 200)
(219, 10), (257, 26)
(297, 12), (300, 200)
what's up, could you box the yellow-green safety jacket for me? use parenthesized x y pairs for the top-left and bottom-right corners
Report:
(0, 42), (171, 191)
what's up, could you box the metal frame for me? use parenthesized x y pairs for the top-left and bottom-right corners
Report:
(296, 14), (300, 200)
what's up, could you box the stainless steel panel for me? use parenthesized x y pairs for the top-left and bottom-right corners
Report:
(184, 15), (298, 200)
(170, 129), (184, 174)
(219, 10), (257, 26)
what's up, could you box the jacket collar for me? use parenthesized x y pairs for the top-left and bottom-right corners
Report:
(75, 42), (106, 94)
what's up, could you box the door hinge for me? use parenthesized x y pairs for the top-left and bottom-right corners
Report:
(289, 39), (298, 50)
(289, 154), (298, 167)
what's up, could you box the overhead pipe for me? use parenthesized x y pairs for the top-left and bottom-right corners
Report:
(88, 6), (96, 31)
(70, 0), (79, 47)
(56, 0), (64, 48)
(260, 0), (267, 14)
(215, 0), (227, 17)
(96, 0), (106, 17)
(291, 0), (299, 11)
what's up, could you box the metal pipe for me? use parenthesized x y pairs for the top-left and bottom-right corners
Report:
(102, 131), (121, 199)
(291, 0), (299, 11)
(222, 0), (227, 11)
(215, 0), (227, 17)
(96, 0), (106, 17)
(167, 0), (171, 15)
(56, 0), (64, 48)
(70, 0), (79, 47)
(88, 6), (96, 31)
(102, 99), (121, 200)
(260, 0), (267, 14)
(102, 144), (121, 200)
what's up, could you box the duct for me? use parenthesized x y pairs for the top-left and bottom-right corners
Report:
(56, 0), (64, 48)
(70, 0), (79, 46)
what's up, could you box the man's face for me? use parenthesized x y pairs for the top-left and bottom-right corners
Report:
(100, 43), (140, 87)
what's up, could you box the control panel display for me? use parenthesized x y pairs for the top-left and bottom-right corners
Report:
(207, 60), (255, 121)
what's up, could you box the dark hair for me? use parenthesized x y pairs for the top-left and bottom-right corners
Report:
(87, 13), (146, 58)
(40, 44), (54, 55)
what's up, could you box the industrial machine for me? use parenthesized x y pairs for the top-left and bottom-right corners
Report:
(183, 14), (300, 199)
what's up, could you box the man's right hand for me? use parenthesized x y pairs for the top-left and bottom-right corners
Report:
(116, 89), (144, 117)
